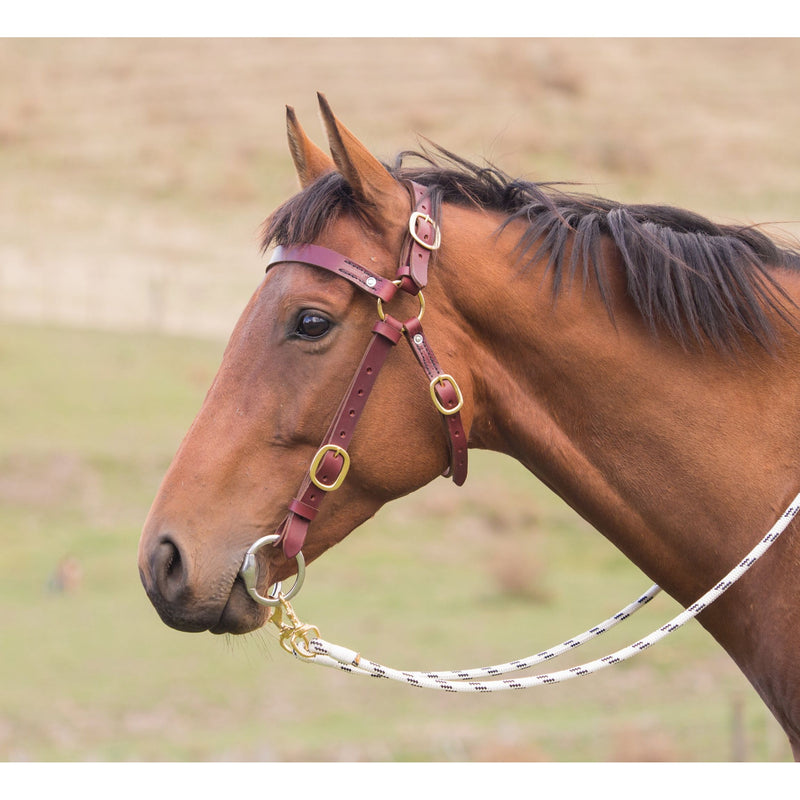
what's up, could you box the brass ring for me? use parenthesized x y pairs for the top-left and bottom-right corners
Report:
(376, 280), (425, 325)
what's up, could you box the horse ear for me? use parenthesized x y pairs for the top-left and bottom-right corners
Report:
(317, 92), (406, 220)
(286, 105), (335, 188)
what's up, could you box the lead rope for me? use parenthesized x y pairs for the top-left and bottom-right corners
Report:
(268, 493), (800, 691)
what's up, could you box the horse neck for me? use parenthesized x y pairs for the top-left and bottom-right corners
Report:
(432, 207), (800, 744)
(436, 211), (800, 607)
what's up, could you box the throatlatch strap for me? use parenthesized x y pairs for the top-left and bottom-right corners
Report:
(404, 316), (467, 486)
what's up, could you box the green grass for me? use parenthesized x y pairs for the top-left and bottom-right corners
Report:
(0, 322), (792, 762)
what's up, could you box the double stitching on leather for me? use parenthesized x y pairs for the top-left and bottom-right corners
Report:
(269, 244), (398, 302)
(403, 316), (467, 485)
(403, 317), (438, 381)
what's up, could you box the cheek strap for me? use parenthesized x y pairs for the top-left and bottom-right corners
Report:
(265, 181), (467, 561)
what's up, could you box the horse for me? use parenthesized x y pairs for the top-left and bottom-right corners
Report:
(138, 94), (800, 755)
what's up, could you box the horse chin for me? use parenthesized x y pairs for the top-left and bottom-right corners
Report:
(209, 577), (270, 635)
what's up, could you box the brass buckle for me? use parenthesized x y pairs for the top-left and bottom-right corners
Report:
(429, 374), (464, 416)
(409, 211), (441, 251)
(309, 444), (350, 491)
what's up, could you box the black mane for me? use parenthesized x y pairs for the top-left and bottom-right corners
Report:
(262, 146), (800, 353)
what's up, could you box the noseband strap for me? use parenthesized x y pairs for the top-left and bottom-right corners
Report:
(267, 182), (467, 560)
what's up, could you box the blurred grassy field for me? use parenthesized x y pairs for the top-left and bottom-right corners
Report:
(1, 322), (791, 762)
(2, 39), (800, 762)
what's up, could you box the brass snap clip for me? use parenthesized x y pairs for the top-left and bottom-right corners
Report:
(270, 594), (320, 659)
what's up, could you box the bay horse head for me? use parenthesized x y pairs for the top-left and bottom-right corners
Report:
(138, 95), (471, 634)
(139, 95), (800, 756)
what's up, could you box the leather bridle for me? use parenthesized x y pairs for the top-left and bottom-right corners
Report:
(236, 182), (800, 692)
(240, 182), (467, 605)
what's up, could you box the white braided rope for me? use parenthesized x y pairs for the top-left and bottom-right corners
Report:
(294, 494), (800, 692)
(315, 583), (662, 681)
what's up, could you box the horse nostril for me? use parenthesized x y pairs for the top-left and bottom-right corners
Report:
(152, 537), (188, 603)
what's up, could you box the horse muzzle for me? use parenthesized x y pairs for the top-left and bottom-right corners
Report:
(138, 529), (270, 635)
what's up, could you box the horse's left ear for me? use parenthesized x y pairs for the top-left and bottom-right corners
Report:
(317, 93), (407, 223)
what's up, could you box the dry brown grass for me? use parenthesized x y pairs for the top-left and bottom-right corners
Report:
(2, 39), (799, 336)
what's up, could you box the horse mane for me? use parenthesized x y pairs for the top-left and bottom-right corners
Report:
(262, 145), (800, 353)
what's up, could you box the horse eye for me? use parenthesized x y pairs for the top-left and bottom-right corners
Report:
(296, 312), (331, 340)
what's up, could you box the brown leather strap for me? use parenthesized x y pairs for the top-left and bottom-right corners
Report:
(280, 316), (405, 558)
(269, 244), (398, 302)
(396, 182), (438, 293)
(266, 182), (467, 559)
(403, 316), (468, 486)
